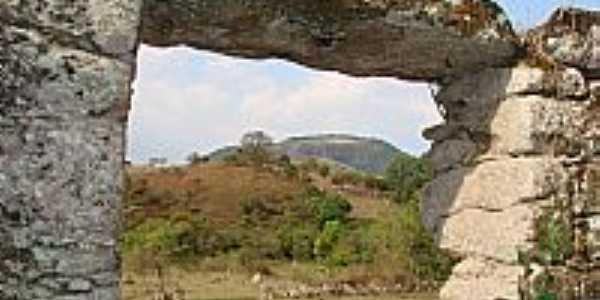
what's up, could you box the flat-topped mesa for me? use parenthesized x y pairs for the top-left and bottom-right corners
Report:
(141, 0), (519, 81)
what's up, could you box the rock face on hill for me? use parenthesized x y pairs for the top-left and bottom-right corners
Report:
(207, 134), (403, 174)
(279, 135), (403, 173)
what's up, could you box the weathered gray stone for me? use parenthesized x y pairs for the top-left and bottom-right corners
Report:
(140, 0), (517, 81)
(426, 137), (478, 172)
(557, 67), (588, 98)
(0, 3), (138, 299)
(423, 158), (563, 235)
(440, 257), (523, 300)
(591, 80), (600, 99)
(438, 205), (537, 263)
(435, 67), (546, 131)
(532, 8), (600, 79)
(0, 0), (143, 57)
(488, 95), (585, 155)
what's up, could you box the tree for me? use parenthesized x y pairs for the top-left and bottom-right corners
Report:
(384, 154), (433, 203)
(240, 130), (274, 148)
(186, 152), (208, 165)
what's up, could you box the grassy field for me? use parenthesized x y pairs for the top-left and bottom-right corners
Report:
(123, 159), (449, 300)
(122, 267), (437, 300)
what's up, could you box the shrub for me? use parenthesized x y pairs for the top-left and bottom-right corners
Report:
(308, 191), (352, 227)
(314, 220), (345, 260)
(535, 291), (558, 300)
(240, 197), (280, 225)
(398, 197), (454, 280)
(186, 152), (209, 165)
(535, 211), (573, 264)
(327, 223), (375, 267)
(318, 164), (331, 177)
(283, 163), (299, 178)
(223, 145), (276, 168)
(363, 175), (389, 191)
(122, 213), (239, 265)
(331, 170), (363, 186)
(299, 158), (320, 173)
(533, 271), (559, 300)
(278, 223), (320, 261)
(384, 154), (433, 203)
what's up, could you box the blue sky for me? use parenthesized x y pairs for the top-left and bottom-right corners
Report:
(127, 0), (598, 164)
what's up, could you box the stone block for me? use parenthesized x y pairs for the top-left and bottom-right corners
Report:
(488, 95), (585, 156)
(1, 0), (143, 56)
(586, 215), (600, 261)
(1, 25), (132, 121)
(423, 158), (565, 233)
(437, 206), (537, 263)
(426, 137), (478, 172)
(585, 167), (600, 214)
(436, 67), (546, 129)
(0, 105), (123, 299)
(440, 257), (523, 300)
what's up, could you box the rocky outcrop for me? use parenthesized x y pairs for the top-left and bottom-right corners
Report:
(141, 0), (518, 81)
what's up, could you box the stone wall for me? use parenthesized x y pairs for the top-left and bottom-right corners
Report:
(422, 9), (600, 299)
(0, 1), (142, 299)
(423, 65), (587, 300)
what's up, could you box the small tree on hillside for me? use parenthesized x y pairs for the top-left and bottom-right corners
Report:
(241, 130), (274, 148)
(384, 154), (433, 203)
(234, 131), (275, 168)
(186, 152), (208, 165)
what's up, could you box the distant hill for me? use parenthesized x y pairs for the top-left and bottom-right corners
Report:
(206, 134), (405, 174)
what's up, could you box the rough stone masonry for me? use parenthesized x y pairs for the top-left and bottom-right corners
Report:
(0, 1), (598, 300)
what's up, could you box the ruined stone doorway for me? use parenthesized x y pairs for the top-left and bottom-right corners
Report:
(2, 1), (597, 300)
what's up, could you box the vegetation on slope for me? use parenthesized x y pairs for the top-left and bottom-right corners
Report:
(122, 143), (453, 298)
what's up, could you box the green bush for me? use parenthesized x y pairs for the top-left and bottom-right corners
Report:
(535, 291), (558, 300)
(278, 223), (320, 261)
(299, 158), (320, 173)
(318, 164), (331, 177)
(314, 220), (345, 260)
(122, 218), (180, 256)
(384, 154), (433, 203)
(307, 190), (352, 227)
(240, 197), (281, 225)
(283, 163), (299, 178)
(533, 271), (559, 300)
(535, 211), (573, 264)
(122, 213), (239, 264)
(327, 223), (375, 266)
(223, 145), (276, 168)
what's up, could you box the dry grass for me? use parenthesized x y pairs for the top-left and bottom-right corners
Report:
(121, 267), (437, 300)
(125, 163), (306, 226)
(125, 163), (392, 226)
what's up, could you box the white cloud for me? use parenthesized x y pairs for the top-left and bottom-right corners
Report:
(127, 46), (442, 164)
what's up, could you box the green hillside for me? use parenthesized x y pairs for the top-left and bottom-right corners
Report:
(206, 134), (405, 174)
